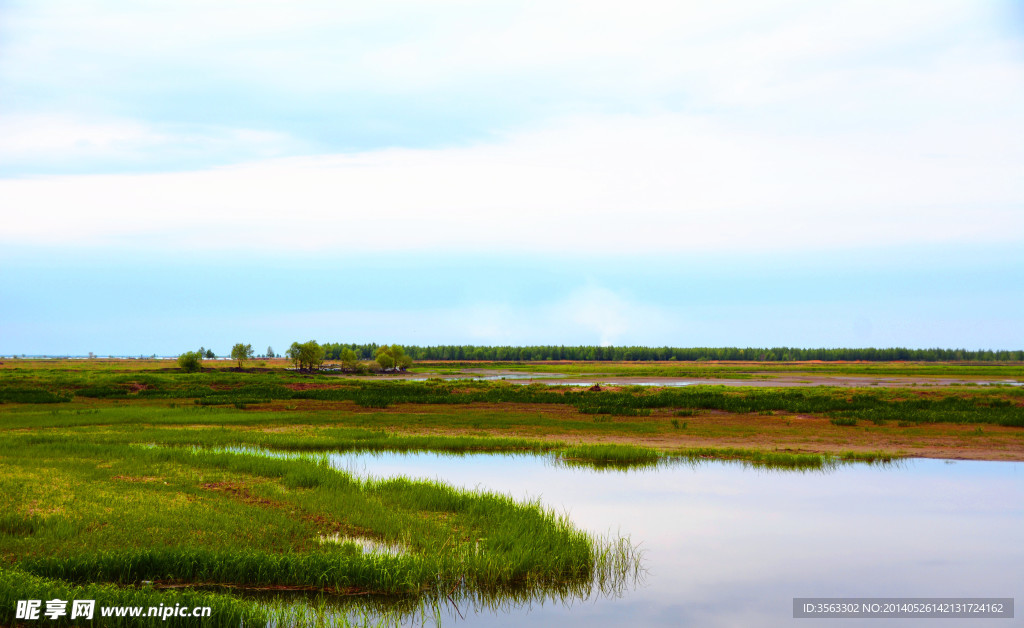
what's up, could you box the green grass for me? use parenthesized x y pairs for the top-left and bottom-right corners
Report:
(0, 564), (274, 627)
(670, 447), (896, 470)
(0, 413), (895, 623)
(0, 432), (643, 627)
(3, 366), (1023, 426)
(830, 417), (858, 427)
(559, 444), (662, 468)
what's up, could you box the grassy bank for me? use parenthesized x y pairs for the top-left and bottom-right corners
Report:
(0, 433), (641, 627)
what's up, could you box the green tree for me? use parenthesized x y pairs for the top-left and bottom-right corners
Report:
(266, 346), (275, 359)
(177, 351), (202, 373)
(340, 347), (360, 371)
(231, 343), (254, 369)
(375, 350), (396, 371)
(204, 348), (215, 359)
(375, 344), (412, 371)
(287, 340), (325, 371)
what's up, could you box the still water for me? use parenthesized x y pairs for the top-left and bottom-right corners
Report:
(323, 452), (1021, 627)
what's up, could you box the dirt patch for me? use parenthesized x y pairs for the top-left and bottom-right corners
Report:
(302, 513), (378, 540)
(199, 481), (286, 509)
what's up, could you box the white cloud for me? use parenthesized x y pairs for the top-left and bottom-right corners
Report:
(3, 0), (1016, 114)
(1, 2), (1021, 257)
(1, 111), (1020, 253)
(0, 115), (304, 169)
(0, 115), (163, 156)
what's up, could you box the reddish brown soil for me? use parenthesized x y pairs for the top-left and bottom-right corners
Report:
(249, 402), (1024, 462)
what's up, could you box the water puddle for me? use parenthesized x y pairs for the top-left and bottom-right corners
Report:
(553, 380), (696, 387)
(466, 374), (567, 381)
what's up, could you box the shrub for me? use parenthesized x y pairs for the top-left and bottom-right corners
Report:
(177, 351), (203, 373)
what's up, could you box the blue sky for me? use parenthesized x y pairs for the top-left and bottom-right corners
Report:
(1, 1), (1022, 355)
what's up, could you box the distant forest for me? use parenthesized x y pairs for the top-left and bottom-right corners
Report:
(319, 344), (1024, 363)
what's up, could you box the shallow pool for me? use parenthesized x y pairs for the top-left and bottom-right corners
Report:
(325, 452), (1022, 627)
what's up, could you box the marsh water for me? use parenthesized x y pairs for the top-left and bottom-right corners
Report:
(324, 452), (1021, 628)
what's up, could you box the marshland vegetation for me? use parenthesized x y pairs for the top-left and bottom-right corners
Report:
(1, 357), (1021, 625)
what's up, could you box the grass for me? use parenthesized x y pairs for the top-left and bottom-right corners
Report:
(0, 360), (1019, 428)
(670, 447), (896, 469)
(0, 564), (274, 627)
(559, 444), (662, 468)
(0, 431), (642, 627)
(3, 365), (1019, 426)
(830, 417), (858, 427)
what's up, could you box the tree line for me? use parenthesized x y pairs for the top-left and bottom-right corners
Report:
(178, 342), (413, 372)
(319, 344), (1024, 362)
(178, 343), (1022, 372)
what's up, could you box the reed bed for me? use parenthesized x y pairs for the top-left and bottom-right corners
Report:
(2, 438), (641, 627)
(670, 446), (897, 469)
(558, 444), (662, 467)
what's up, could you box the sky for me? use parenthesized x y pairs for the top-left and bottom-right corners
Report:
(1, 0), (1022, 355)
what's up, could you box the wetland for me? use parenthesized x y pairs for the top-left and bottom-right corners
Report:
(1, 358), (1021, 626)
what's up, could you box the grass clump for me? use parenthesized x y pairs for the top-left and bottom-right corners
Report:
(674, 447), (832, 469)
(558, 444), (661, 468)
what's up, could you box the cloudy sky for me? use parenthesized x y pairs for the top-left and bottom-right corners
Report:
(1, 0), (1022, 355)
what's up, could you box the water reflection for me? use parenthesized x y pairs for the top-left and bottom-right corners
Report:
(550, 452), (900, 473)
(321, 452), (1022, 628)
(240, 533), (644, 627)
(214, 447), (1020, 627)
